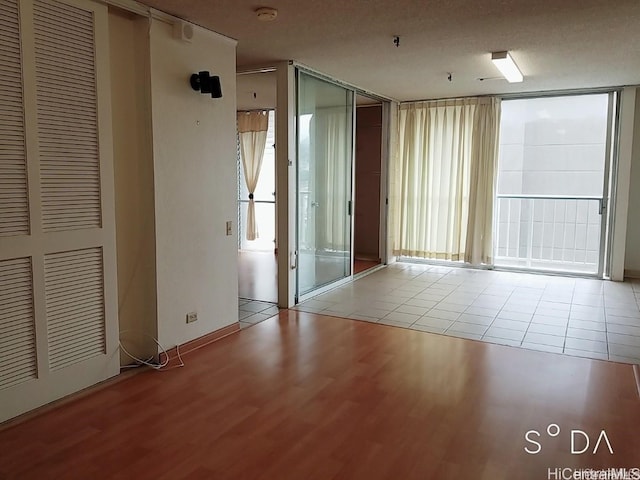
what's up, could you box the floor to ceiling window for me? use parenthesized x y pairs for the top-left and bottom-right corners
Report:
(494, 93), (615, 275)
(238, 110), (276, 252)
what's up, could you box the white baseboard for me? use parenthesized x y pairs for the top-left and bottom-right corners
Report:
(624, 269), (640, 279)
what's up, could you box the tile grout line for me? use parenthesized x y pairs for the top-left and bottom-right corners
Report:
(480, 277), (522, 343)
(562, 282), (577, 355)
(401, 269), (453, 329)
(603, 287), (611, 361)
(437, 272), (506, 339)
(517, 283), (546, 350)
(438, 275), (479, 336)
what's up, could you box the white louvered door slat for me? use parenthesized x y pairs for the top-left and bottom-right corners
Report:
(45, 248), (105, 371)
(0, 0), (29, 237)
(34, 0), (101, 232)
(0, 257), (37, 390)
(1, 0), (118, 423)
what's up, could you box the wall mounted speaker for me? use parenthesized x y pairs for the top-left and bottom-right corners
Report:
(190, 71), (223, 99)
(173, 21), (194, 43)
(209, 76), (222, 98)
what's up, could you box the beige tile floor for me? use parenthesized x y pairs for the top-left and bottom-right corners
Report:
(294, 262), (640, 364)
(238, 299), (279, 329)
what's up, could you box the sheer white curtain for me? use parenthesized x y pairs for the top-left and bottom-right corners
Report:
(238, 111), (269, 241)
(465, 98), (501, 265)
(315, 107), (350, 252)
(392, 97), (500, 264)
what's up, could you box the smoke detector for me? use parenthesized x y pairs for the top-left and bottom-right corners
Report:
(255, 7), (278, 21)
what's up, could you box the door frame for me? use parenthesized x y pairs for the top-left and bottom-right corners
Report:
(294, 68), (355, 302)
(292, 64), (392, 304)
(598, 91), (618, 278)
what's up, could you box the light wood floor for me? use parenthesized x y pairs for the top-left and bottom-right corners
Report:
(1, 310), (639, 479)
(354, 258), (381, 274)
(238, 251), (381, 303)
(238, 250), (277, 303)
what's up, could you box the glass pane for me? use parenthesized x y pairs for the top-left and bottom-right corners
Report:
(497, 95), (608, 197)
(239, 111), (276, 202)
(238, 110), (276, 251)
(240, 202), (276, 251)
(495, 94), (609, 273)
(297, 72), (353, 297)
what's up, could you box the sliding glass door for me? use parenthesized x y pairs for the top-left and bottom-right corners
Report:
(296, 71), (354, 298)
(494, 93), (615, 275)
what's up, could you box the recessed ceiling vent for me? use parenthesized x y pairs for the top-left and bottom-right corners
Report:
(256, 7), (278, 21)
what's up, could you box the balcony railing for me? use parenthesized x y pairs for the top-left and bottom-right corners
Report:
(494, 194), (603, 274)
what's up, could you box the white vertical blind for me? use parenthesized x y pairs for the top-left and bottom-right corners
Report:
(34, 0), (101, 232)
(0, 0), (30, 237)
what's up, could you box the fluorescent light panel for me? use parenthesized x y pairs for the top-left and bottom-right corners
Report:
(491, 51), (523, 83)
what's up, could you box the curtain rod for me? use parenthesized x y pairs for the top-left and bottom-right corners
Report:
(399, 94), (496, 105)
(237, 67), (277, 76)
(497, 86), (624, 100)
(402, 84), (637, 105)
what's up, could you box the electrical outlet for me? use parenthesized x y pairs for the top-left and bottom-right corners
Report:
(186, 311), (198, 324)
(226, 221), (232, 236)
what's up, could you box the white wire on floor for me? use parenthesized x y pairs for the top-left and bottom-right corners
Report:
(119, 329), (185, 371)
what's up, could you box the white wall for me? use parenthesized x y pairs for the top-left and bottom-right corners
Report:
(611, 87), (637, 280)
(109, 9), (158, 364)
(237, 71), (277, 110)
(149, 19), (238, 347)
(624, 90), (640, 275)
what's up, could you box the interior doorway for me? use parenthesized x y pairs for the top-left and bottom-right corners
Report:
(354, 97), (384, 274)
(237, 72), (278, 304)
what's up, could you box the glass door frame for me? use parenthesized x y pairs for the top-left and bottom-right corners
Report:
(599, 91), (618, 278)
(294, 67), (357, 303)
(600, 89), (622, 279)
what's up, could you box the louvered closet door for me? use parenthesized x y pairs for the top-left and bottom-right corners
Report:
(0, 0), (30, 237)
(0, 0), (118, 423)
(34, 0), (102, 232)
(0, 258), (37, 390)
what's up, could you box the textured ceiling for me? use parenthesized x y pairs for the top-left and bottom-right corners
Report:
(140, 0), (640, 101)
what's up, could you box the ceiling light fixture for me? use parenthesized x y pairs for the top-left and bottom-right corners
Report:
(491, 51), (523, 83)
(255, 7), (278, 21)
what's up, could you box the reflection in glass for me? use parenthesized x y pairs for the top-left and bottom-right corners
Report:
(297, 72), (353, 297)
